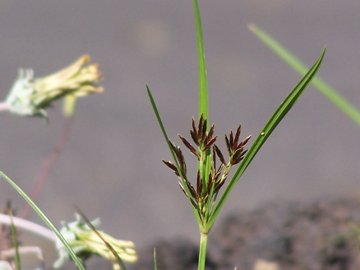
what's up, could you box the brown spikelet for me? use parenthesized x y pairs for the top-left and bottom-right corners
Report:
(191, 117), (199, 145)
(204, 136), (217, 151)
(200, 117), (207, 143)
(198, 114), (204, 141)
(196, 171), (203, 195)
(239, 135), (252, 147)
(225, 134), (231, 155)
(162, 160), (179, 176)
(170, 144), (186, 176)
(206, 124), (215, 143)
(233, 125), (242, 147)
(229, 131), (234, 148)
(178, 134), (198, 158)
(186, 181), (198, 200)
(230, 149), (244, 165)
(213, 144), (226, 164)
(212, 147), (217, 169)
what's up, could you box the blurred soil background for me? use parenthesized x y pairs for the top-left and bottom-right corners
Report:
(0, 0), (359, 266)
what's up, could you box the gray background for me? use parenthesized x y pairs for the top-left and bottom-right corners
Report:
(0, 0), (359, 254)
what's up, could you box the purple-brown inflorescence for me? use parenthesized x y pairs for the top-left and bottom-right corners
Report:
(225, 126), (251, 165)
(163, 114), (251, 220)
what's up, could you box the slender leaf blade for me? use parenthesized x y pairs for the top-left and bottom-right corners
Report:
(0, 171), (85, 270)
(153, 248), (158, 270)
(249, 24), (360, 127)
(207, 49), (326, 230)
(9, 212), (21, 270)
(193, 0), (209, 119)
(193, 0), (212, 196)
(146, 86), (202, 225)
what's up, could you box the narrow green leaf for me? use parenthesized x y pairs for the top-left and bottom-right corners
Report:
(193, 0), (212, 192)
(9, 212), (21, 270)
(146, 86), (202, 225)
(193, 0), (209, 120)
(153, 248), (158, 270)
(207, 49), (326, 230)
(0, 171), (85, 270)
(249, 24), (360, 127)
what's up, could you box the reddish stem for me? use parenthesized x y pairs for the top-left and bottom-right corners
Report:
(19, 117), (74, 219)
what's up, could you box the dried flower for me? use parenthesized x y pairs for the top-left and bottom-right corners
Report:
(0, 55), (103, 118)
(54, 214), (137, 270)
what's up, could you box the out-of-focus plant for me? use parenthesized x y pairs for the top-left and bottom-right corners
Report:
(0, 55), (106, 219)
(54, 214), (137, 270)
(0, 261), (12, 270)
(0, 210), (137, 270)
(147, 0), (325, 269)
(0, 55), (103, 118)
(248, 24), (360, 127)
(0, 171), (137, 270)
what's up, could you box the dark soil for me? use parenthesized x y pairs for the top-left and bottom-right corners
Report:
(136, 197), (360, 270)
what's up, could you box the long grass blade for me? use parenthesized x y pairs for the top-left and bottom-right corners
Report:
(248, 24), (360, 127)
(193, 0), (212, 193)
(193, 0), (209, 119)
(207, 49), (326, 230)
(0, 171), (85, 270)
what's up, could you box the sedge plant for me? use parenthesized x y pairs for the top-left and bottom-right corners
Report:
(147, 0), (325, 269)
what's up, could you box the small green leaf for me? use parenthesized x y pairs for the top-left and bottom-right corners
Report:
(207, 49), (326, 230)
(249, 24), (360, 127)
(0, 171), (85, 270)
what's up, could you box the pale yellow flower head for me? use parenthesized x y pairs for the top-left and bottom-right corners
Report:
(1, 55), (103, 118)
(54, 215), (137, 270)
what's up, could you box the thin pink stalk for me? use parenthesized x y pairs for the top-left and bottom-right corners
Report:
(0, 103), (9, 111)
(19, 117), (74, 219)
(0, 213), (56, 242)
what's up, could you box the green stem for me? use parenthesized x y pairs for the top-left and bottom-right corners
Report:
(63, 95), (78, 117)
(198, 232), (208, 270)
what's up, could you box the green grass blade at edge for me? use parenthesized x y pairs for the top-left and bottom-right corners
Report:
(0, 171), (85, 270)
(9, 212), (22, 270)
(248, 24), (360, 127)
(153, 248), (158, 270)
(207, 49), (326, 230)
(146, 86), (202, 225)
(193, 0), (209, 120)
